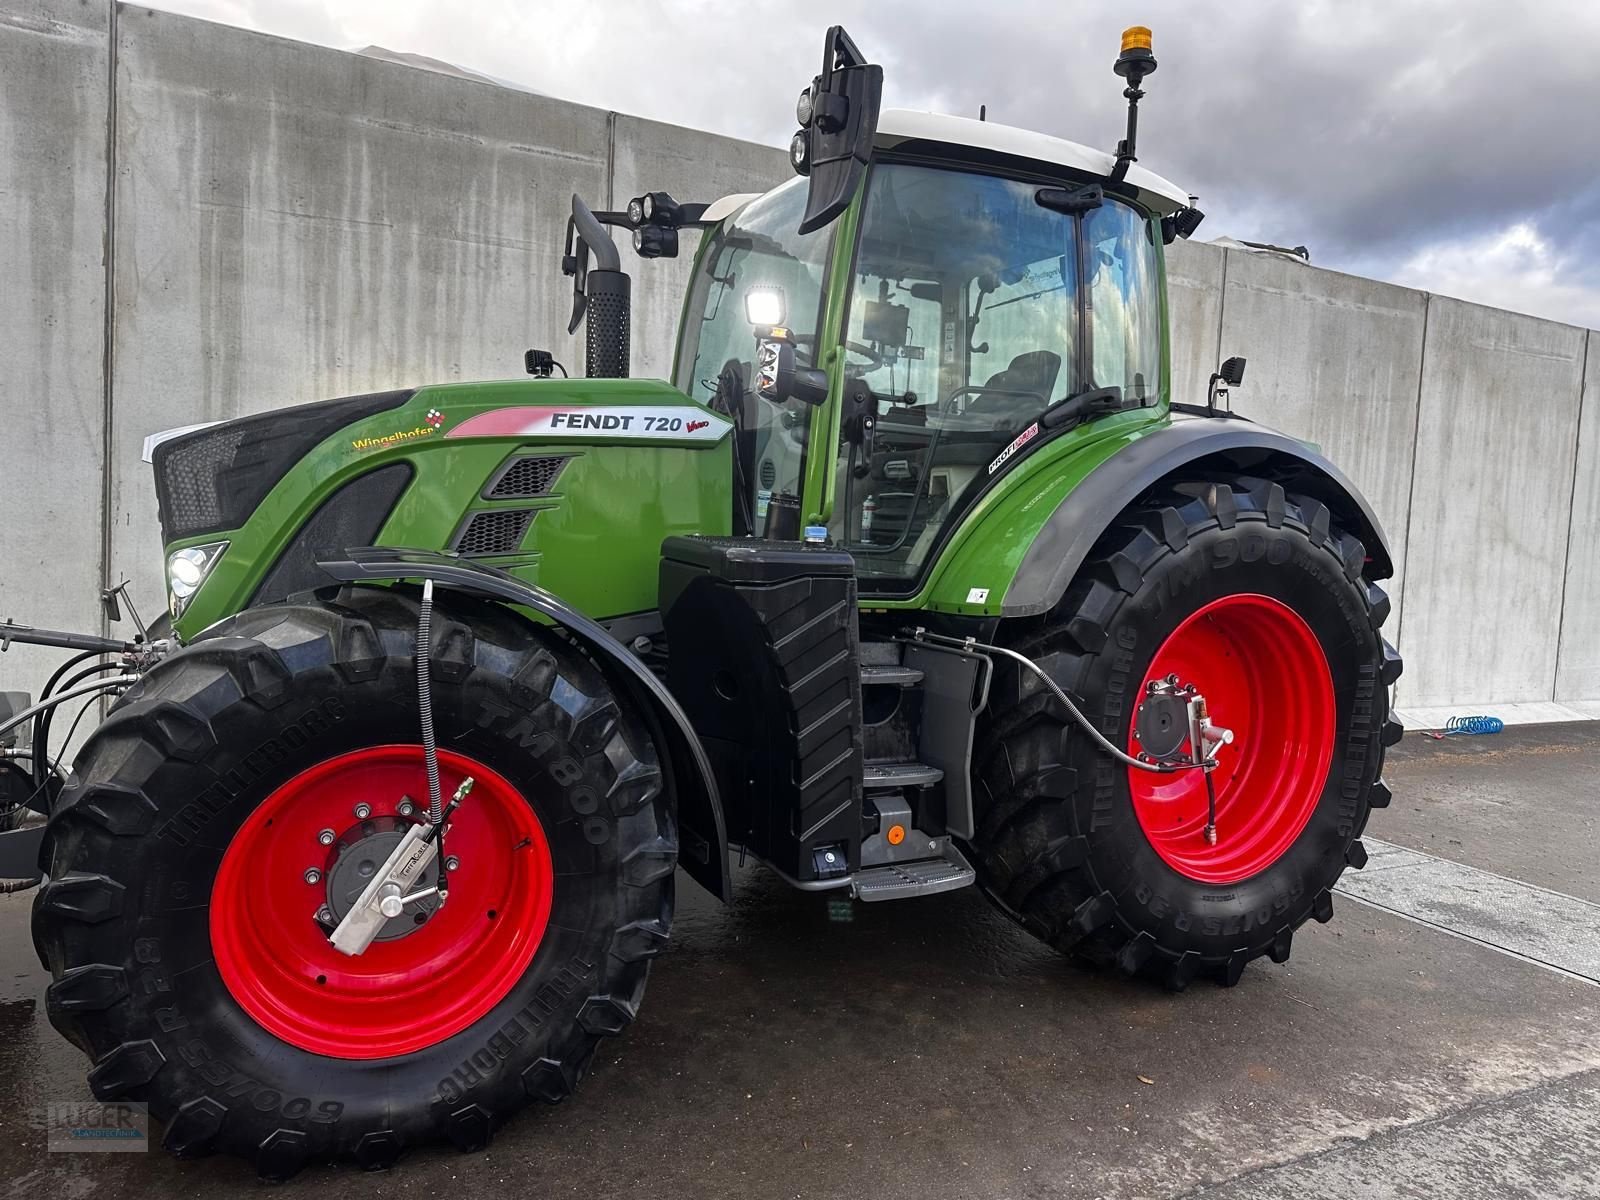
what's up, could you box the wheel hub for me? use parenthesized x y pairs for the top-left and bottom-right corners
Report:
(1126, 594), (1335, 884)
(321, 817), (443, 941)
(1133, 679), (1191, 760)
(210, 745), (555, 1059)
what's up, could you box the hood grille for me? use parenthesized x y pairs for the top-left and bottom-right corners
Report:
(150, 389), (414, 543)
(486, 455), (568, 499)
(453, 509), (535, 557)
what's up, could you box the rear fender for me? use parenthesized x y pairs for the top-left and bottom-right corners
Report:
(1002, 416), (1395, 617)
(316, 547), (730, 902)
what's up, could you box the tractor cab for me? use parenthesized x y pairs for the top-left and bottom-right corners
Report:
(674, 121), (1190, 593)
(566, 25), (1203, 598)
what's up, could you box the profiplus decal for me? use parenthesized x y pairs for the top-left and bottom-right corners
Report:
(987, 421), (1040, 475)
(446, 406), (732, 443)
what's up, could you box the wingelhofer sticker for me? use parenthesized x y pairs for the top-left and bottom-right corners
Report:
(987, 422), (1040, 475)
(446, 406), (732, 442)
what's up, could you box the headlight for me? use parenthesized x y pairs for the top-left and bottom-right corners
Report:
(166, 541), (227, 618)
(789, 131), (810, 176)
(796, 87), (814, 128)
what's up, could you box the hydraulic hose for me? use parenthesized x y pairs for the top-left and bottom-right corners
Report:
(905, 628), (1205, 775)
(0, 679), (134, 745)
(417, 579), (442, 826)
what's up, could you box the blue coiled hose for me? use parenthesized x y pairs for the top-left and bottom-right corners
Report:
(1443, 714), (1504, 736)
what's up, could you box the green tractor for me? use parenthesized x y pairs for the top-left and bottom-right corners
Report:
(3, 25), (1400, 1178)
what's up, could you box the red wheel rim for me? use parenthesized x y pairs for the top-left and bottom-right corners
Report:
(211, 746), (553, 1059)
(1127, 595), (1335, 884)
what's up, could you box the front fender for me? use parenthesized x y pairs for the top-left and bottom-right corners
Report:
(316, 547), (730, 902)
(1000, 413), (1395, 617)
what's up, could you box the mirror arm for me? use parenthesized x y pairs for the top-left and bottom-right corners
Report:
(791, 367), (830, 406)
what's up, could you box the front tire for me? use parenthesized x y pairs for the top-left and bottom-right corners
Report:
(971, 477), (1402, 989)
(32, 586), (676, 1177)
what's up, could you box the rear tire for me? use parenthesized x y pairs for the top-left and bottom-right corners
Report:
(32, 585), (675, 1177)
(970, 477), (1401, 989)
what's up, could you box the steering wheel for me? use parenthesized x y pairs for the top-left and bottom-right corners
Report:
(842, 340), (886, 376)
(789, 333), (885, 376)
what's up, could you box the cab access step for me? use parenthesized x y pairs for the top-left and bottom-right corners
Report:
(659, 534), (984, 899)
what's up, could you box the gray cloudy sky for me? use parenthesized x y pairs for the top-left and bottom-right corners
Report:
(156, 0), (1600, 330)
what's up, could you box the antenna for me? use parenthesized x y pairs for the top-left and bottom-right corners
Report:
(979, 104), (987, 122)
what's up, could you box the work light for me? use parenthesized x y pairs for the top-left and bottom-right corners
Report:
(632, 224), (678, 259)
(744, 286), (786, 328)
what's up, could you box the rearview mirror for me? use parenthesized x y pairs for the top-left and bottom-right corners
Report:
(791, 27), (882, 235)
(755, 333), (828, 406)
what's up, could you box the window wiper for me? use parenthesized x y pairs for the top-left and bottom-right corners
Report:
(1040, 386), (1123, 430)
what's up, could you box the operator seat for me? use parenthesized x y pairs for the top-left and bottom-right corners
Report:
(968, 351), (1062, 418)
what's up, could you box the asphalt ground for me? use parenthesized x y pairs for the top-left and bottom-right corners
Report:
(1, 723), (1597, 1199)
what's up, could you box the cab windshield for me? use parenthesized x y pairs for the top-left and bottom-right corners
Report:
(833, 162), (1162, 591)
(674, 178), (831, 533)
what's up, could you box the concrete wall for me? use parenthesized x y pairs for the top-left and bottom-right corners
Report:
(1402, 301), (1587, 706)
(1216, 253), (1426, 633)
(0, 0), (111, 723)
(2, 0), (1597, 719)
(1556, 332), (1600, 701)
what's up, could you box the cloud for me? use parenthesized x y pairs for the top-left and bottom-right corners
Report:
(1393, 222), (1600, 331)
(148, 0), (1600, 330)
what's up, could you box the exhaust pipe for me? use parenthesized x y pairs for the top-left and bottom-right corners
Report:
(583, 269), (631, 379)
(565, 196), (631, 379)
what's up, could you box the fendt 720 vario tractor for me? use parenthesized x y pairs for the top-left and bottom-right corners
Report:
(1, 27), (1400, 1178)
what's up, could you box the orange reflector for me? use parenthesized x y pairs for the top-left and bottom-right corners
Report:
(887, 824), (906, 846)
(1121, 26), (1152, 53)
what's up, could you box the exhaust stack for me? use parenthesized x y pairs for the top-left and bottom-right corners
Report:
(563, 195), (631, 379)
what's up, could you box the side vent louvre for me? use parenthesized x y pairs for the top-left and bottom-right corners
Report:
(453, 509), (535, 557)
(486, 455), (568, 499)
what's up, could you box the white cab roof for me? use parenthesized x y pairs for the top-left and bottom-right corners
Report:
(705, 109), (1193, 226)
(875, 109), (1191, 214)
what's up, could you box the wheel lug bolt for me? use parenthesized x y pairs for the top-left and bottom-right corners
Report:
(445, 856), (460, 872)
(303, 867), (322, 885)
(354, 802), (372, 819)
(318, 828), (335, 846)
(316, 906), (333, 923)
(398, 800), (415, 817)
